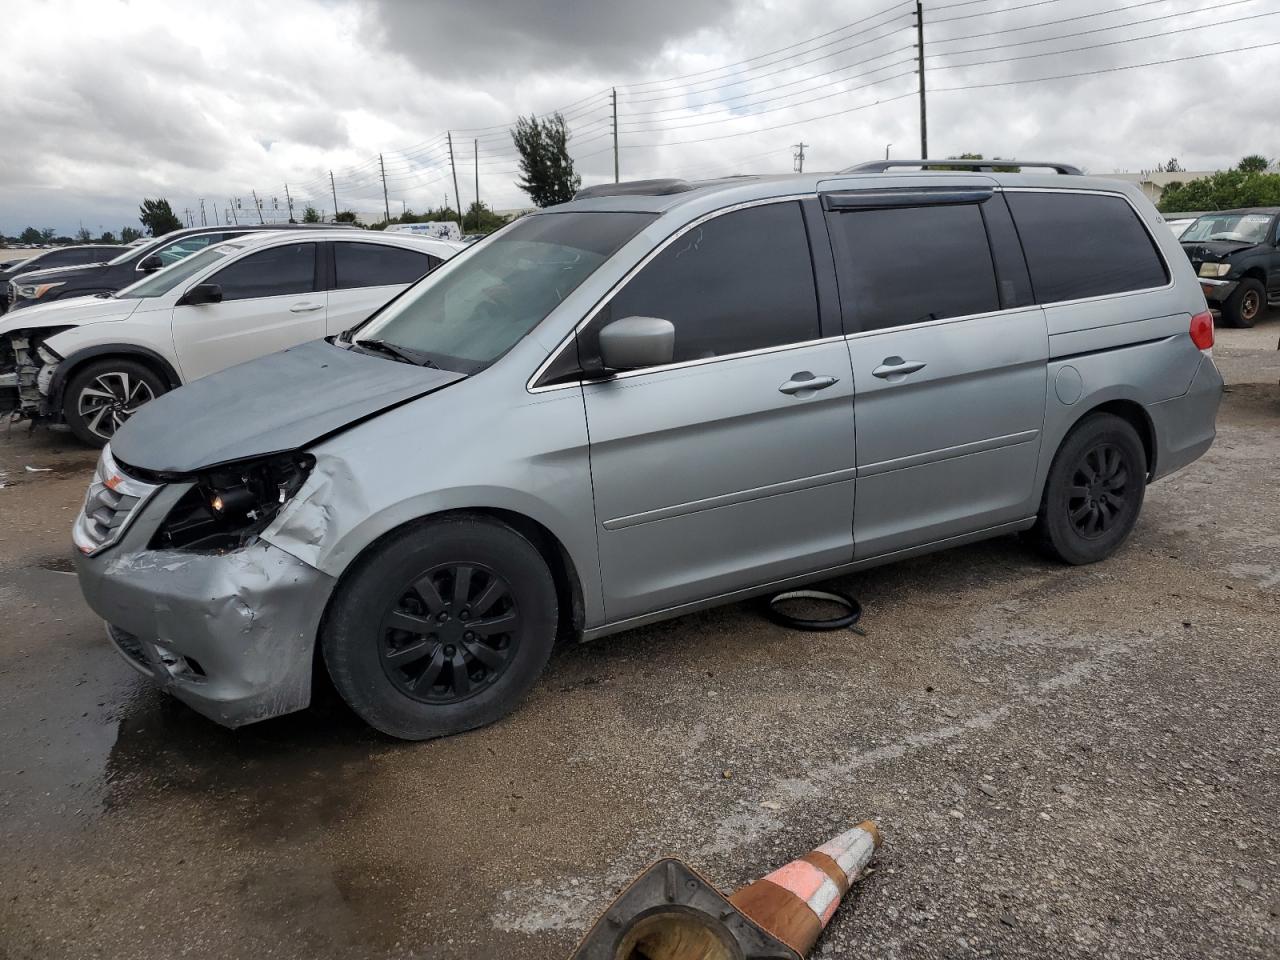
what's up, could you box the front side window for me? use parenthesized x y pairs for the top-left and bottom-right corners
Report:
(1007, 192), (1168, 303)
(828, 202), (999, 332)
(585, 201), (820, 364)
(360, 211), (654, 373)
(208, 243), (317, 301)
(334, 242), (437, 289)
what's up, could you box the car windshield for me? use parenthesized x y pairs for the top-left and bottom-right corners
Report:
(1180, 213), (1272, 244)
(115, 243), (241, 299)
(107, 239), (163, 265)
(357, 211), (655, 373)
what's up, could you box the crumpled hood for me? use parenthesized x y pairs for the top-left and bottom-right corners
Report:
(110, 339), (466, 474)
(0, 295), (141, 336)
(1181, 239), (1257, 261)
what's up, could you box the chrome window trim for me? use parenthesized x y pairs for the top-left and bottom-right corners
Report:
(526, 194), (816, 394)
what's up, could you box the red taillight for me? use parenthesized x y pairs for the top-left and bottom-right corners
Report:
(1190, 310), (1214, 351)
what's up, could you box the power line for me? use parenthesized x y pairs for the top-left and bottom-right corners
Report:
(927, 11), (1280, 71)
(928, 0), (1182, 45)
(930, 0), (1070, 25)
(924, 0), (1261, 58)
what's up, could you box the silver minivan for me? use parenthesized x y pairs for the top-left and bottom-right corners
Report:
(73, 160), (1224, 740)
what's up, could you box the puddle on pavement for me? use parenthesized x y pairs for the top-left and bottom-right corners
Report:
(35, 555), (76, 573)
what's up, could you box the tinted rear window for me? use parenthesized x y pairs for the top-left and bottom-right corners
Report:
(334, 242), (436, 289)
(1006, 192), (1168, 303)
(827, 203), (999, 332)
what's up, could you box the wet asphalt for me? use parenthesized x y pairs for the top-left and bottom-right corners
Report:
(1, 320), (1277, 960)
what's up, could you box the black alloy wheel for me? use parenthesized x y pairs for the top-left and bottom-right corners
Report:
(1066, 442), (1131, 541)
(379, 563), (519, 704)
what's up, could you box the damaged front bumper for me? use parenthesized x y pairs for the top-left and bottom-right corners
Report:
(3, 331), (58, 421)
(73, 476), (337, 728)
(1198, 276), (1238, 305)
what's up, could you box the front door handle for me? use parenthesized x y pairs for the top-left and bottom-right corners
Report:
(872, 357), (927, 380)
(779, 372), (839, 396)
(289, 302), (324, 313)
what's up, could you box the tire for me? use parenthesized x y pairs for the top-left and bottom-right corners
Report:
(321, 515), (558, 740)
(1221, 277), (1265, 328)
(1032, 413), (1147, 566)
(62, 358), (168, 447)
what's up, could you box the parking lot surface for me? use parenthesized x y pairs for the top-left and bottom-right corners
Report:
(1, 320), (1277, 960)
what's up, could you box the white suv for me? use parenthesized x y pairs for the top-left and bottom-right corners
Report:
(0, 230), (465, 444)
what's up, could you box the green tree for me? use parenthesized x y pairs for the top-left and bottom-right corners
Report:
(333, 210), (359, 223)
(121, 226), (142, 243)
(936, 153), (1020, 172)
(1156, 158), (1184, 173)
(76, 227), (92, 243)
(138, 198), (183, 237)
(464, 200), (509, 234)
(302, 205), (321, 223)
(39, 228), (55, 243)
(511, 112), (581, 207)
(19, 227), (41, 244)
(100, 231), (116, 243)
(1158, 169), (1280, 213)
(1238, 154), (1270, 173)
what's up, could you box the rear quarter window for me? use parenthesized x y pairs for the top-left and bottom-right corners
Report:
(1006, 192), (1169, 304)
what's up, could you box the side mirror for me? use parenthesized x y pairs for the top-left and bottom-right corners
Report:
(138, 254), (164, 272)
(597, 315), (675, 371)
(180, 282), (223, 306)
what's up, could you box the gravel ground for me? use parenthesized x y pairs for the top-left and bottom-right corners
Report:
(0, 318), (1277, 960)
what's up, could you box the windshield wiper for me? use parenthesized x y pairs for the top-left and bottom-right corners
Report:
(354, 338), (440, 369)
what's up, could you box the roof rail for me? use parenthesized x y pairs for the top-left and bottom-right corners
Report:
(840, 159), (1083, 175)
(574, 178), (696, 200)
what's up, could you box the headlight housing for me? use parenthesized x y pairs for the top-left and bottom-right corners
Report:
(16, 281), (65, 299)
(1198, 262), (1231, 278)
(151, 452), (314, 551)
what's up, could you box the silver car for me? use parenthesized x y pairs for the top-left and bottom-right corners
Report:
(72, 160), (1224, 740)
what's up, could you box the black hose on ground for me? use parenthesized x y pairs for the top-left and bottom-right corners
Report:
(765, 588), (864, 633)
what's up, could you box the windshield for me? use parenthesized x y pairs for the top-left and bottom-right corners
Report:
(115, 243), (241, 298)
(357, 211), (655, 372)
(1181, 212), (1273, 244)
(108, 238), (163, 265)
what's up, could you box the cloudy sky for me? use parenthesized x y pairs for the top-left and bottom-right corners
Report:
(1, 0), (1276, 236)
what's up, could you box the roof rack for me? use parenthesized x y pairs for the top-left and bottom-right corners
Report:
(573, 178), (697, 200)
(841, 159), (1083, 175)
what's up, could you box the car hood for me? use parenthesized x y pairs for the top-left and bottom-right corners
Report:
(10, 261), (109, 284)
(110, 339), (467, 474)
(0, 295), (141, 335)
(1180, 239), (1258, 261)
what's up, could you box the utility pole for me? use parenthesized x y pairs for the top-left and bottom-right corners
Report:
(379, 153), (391, 224)
(473, 138), (479, 233)
(199, 199), (207, 226)
(329, 170), (339, 221)
(611, 87), (619, 183)
(915, 0), (928, 159)
(885, 143), (893, 160)
(251, 189), (265, 224)
(792, 142), (808, 173)
(447, 132), (463, 233)
(284, 184), (294, 221)
(228, 199), (238, 225)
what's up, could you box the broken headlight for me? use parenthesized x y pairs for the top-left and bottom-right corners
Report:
(151, 452), (315, 551)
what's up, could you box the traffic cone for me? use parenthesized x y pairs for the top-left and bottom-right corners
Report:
(569, 821), (880, 960)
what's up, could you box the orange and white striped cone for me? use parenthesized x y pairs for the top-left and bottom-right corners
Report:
(569, 820), (881, 960)
(727, 821), (880, 957)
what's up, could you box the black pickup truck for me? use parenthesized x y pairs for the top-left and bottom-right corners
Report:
(1180, 207), (1280, 327)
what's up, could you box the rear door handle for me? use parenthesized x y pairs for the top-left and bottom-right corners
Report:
(289, 302), (324, 313)
(872, 357), (927, 380)
(779, 373), (839, 395)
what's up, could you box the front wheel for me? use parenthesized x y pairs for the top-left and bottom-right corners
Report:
(1032, 413), (1147, 565)
(1221, 277), (1264, 328)
(321, 516), (558, 740)
(62, 358), (168, 447)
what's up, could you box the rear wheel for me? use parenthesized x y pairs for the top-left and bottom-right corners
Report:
(1032, 413), (1147, 565)
(1221, 277), (1264, 328)
(321, 516), (558, 740)
(62, 358), (167, 447)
